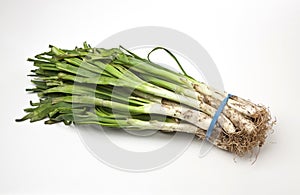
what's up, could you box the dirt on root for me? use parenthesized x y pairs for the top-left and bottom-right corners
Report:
(197, 106), (275, 156)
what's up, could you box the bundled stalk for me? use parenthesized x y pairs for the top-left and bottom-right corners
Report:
(16, 42), (274, 156)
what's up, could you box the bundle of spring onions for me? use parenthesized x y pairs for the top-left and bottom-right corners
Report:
(16, 42), (274, 156)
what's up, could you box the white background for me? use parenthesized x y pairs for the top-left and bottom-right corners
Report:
(1, 0), (300, 194)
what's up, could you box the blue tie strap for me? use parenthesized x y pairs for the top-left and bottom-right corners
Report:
(205, 94), (232, 140)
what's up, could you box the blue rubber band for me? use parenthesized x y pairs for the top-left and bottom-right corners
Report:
(206, 94), (232, 140)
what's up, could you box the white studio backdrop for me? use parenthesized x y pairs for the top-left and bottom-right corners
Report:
(0, 0), (299, 194)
